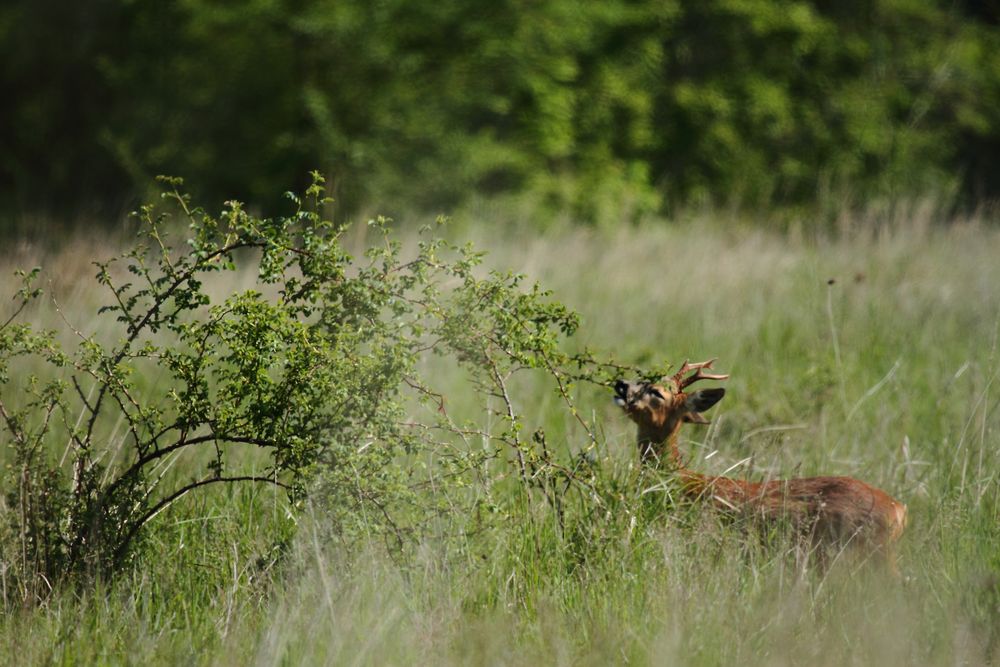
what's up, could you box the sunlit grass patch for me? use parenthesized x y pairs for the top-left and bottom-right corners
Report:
(1, 211), (998, 665)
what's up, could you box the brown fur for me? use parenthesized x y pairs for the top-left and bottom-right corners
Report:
(615, 369), (907, 573)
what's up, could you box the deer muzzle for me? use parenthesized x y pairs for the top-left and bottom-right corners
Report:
(613, 380), (631, 408)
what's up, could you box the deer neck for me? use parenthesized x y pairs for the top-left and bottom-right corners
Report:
(637, 419), (686, 468)
(637, 420), (711, 496)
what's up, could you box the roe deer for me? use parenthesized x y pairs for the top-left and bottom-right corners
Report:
(614, 359), (907, 573)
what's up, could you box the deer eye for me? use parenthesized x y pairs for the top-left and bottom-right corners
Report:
(647, 387), (665, 400)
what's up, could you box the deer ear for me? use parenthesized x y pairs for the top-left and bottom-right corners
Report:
(686, 388), (725, 413)
(683, 388), (725, 424)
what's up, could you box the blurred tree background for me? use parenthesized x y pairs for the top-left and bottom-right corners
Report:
(3, 0), (1000, 230)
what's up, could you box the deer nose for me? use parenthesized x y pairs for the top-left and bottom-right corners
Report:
(614, 380), (629, 398)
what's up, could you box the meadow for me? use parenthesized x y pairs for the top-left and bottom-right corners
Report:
(0, 202), (998, 665)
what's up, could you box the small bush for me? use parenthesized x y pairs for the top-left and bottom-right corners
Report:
(0, 174), (660, 604)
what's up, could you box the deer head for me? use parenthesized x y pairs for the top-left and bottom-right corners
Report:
(614, 359), (728, 464)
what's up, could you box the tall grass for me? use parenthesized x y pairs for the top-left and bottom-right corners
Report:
(1, 212), (998, 665)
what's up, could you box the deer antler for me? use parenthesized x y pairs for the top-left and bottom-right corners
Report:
(670, 358), (730, 391)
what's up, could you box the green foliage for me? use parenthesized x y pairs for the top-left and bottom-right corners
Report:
(0, 175), (659, 603)
(4, 1), (1000, 224)
(1, 201), (999, 664)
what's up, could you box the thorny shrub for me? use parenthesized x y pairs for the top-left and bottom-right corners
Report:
(0, 174), (662, 604)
